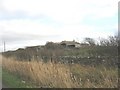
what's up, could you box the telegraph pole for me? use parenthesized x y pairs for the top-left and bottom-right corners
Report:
(4, 41), (6, 52)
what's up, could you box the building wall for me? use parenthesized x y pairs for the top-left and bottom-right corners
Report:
(75, 44), (81, 48)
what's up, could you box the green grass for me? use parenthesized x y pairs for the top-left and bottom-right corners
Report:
(2, 69), (34, 88)
(0, 68), (2, 81)
(0, 67), (2, 89)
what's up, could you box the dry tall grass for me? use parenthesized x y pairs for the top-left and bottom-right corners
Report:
(2, 56), (118, 88)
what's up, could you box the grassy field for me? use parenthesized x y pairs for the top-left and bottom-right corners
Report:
(2, 56), (118, 88)
(2, 69), (35, 88)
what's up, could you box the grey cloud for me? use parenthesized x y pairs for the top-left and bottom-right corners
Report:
(0, 10), (50, 21)
(0, 10), (63, 27)
(0, 10), (38, 20)
(1, 30), (60, 44)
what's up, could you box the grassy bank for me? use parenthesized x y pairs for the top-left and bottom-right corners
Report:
(2, 56), (118, 88)
(2, 69), (35, 88)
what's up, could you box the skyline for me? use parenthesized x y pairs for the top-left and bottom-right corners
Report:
(0, 0), (118, 52)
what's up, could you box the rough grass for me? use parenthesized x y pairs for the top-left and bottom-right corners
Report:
(2, 70), (34, 88)
(2, 56), (118, 88)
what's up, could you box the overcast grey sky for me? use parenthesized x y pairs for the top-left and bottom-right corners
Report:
(0, 0), (118, 52)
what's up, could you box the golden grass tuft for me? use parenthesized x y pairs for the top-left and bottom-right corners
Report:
(2, 55), (118, 88)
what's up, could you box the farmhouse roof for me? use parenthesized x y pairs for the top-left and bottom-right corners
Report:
(60, 41), (80, 45)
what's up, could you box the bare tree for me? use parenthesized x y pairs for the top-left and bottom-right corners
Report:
(99, 35), (118, 46)
(83, 37), (96, 46)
